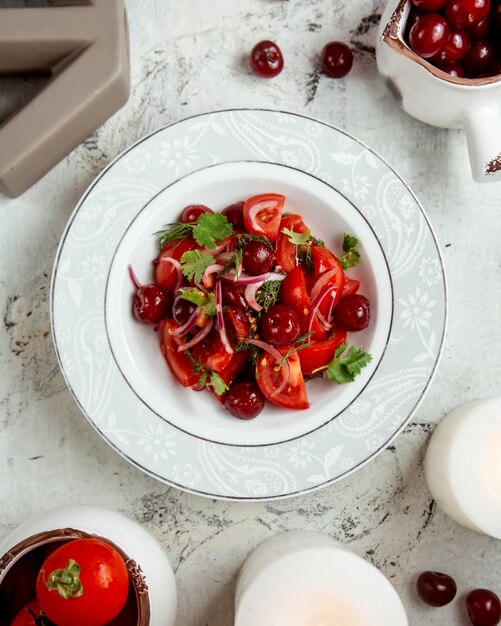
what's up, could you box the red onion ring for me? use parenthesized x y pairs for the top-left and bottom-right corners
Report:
(246, 339), (290, 398)
(311, 268), (338, 302)
(216, 279), (233, 354)
(202, 263), (225, 288)
(169, 306), (201, 337)
(307, 284), (338, 335)
(178, 318), (214, 352)
(244, 282), (264, 312)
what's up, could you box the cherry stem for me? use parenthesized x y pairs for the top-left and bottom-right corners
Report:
(128, 264), (142, 290)
(44, 558), (84, 600)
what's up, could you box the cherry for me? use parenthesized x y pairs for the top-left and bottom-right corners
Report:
(260, 304), (301, 345)
(221, 201), (245, 230)
(433, 30), (470, 63)
(180, 204), (213, 223)
(249, 40), (284, 78)
(224, 306), (251, 342)
(471, 15), (492, 38)
(436, 61), (465, 76)
(466, 589), (501, 626)
(464, 39), (496, 76)
(493, 0), (501, 28)
(172, 297), (197, 326)
(412, 0), (447, 10)
(221, 282), (248, 311)
(225, 381), (265, 419)
(445, 0), (491, 31)
(416, 571), (457, 607)
(320, 41), (354, 78)
(333, 294), (371, 331)
(409, 14), (450, 58)
(242, 240), (275, 275)
(129, 266), (170, 324)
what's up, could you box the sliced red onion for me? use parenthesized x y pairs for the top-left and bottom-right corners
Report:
(216, 279), (233, 354)
(178, 318), (214, 352)
(202, 263), (225, 288)
(169, 307), (201, 337)
(215, 251), (234, 264)
(316, 308), (333, 331)
(311, 268), (338, 302)
(246, 339), (290, 398)
(307, 284), (338, 335)
(245, 282), (264, 312)
(195, 283), (208, 294)
(325, 290), (337, 322)
(207, 242), (229, 256)
(157, 256), (183, 291)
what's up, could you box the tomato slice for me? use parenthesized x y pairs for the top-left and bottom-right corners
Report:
(256, 350), (309, 409)
(161, 320), (199, 387)
(311, 245), (340, 276)
(280, 266), (327, 341)
(342, 277), (360, 297)
(275, 214), (308, 272)
(192, 334), (248, 384)
(243, 193), (285, 242)
(311, 246), (345, 316)
(155, 235), (197, 290)
(298, 330), (347, 376)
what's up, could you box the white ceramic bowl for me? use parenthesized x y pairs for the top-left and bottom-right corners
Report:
(106, 161), (392, 447)
(0, 506), (176, 626)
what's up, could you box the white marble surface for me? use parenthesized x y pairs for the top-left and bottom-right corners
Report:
(1, 1), (501, 624)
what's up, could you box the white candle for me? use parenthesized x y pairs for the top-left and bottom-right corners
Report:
(425, 397), (501, 539)
(235, 532), (408, 626)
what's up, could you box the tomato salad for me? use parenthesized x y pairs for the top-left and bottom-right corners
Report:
(130, 194), (372, 420)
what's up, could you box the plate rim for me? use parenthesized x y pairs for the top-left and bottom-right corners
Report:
(50, 107), (448, 501)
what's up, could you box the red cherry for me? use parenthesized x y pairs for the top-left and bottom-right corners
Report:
(416, 571), (457, 607)
(493, 0), (501, 28)
(129, 266), (170, 324)
(221, 282), (248, 311)
(433, 30), (470, 63)
(409, 14), (450, 58)
(445, 0), (491, 31)
(180, 204), (213, 223)
(250, 40), (284, 78)
(436, 61), (465, 76)
(466, 589), (501, 626)
(471, 15), (492, 38)
(260, 304), (301, 345)
(412, 0), (447, 10)
(225, 381), (265, 419)
(242, 240), (275, 275)
(464, 39), (496, 76)
(221, 201), (245, 230)
(320, 41), (354, 78)
(332, 294), (371, 331)
(224, 306), (251, 343)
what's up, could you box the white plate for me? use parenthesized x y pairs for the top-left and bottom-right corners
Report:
(51, 109), (446, 500)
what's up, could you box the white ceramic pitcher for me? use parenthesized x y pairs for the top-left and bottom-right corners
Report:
(376, 0), (501, 183)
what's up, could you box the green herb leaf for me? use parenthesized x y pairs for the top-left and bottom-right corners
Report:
(155, 222), (192, 251)
(235, 340), (261, 367)
(340, 233), (361, 269)
(192, 213), (233, 249)
(322, 343), (372, 384)
(207, 372), (229, 396)
(310, 236), (325, 247)
(277, 332), (313, 369)
(256, 280), (283, 312)
(282, 227), (311, 246)
(221, 247), (243, 277)
(180, 250), (214, 283)
(179, 288), (216, 316)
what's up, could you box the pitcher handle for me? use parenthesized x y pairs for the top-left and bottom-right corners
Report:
(464, 108), (501, 183)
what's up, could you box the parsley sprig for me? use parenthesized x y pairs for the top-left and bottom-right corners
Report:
(340, 234), (361, 270)
(179, 288), (216, 317)
(313, 343), (372, 383)
(186, 350), (229, 396)
(156, 212), (233, 250)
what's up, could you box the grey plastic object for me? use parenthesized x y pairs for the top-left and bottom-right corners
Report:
(0, 0), (130, 198)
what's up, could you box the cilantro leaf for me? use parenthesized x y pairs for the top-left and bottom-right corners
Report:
(180, 250), (214, 283)
(340, 233), (361, 269)
(282, 227), (311, 246)
(207, 372), (228, 396)
(256, 280), (283, 312)
(179, 288), (216, 316)
(323, 343), (372, 384)
(192, 213), (233, 249)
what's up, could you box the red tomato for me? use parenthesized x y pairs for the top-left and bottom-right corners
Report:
(155, 235), (197, 290)
(36, 538), (129, 626)
(298, 330), (347, 376)
(342, 278), (360, 297)
(275, 214), (308, 272)
(161, 320), (199, 387)
(280, 266), (327, 341)
(256, 350), (309, 410)
(243, 194), (285, 242)
(11, 600), (43, 626)
(193, 335), (248, 384)
(311, 246), (345, 315)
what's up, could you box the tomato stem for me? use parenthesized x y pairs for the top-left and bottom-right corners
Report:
(44, 558), (84, 600)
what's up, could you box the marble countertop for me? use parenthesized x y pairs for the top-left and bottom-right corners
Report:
(2, 1), (501, 624)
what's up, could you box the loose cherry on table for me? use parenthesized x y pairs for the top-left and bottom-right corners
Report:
(466, 589), (501, 626)
(416, 571), (457, 607)
(249, 40), (284, 78)
(320, 41), (354, 78)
